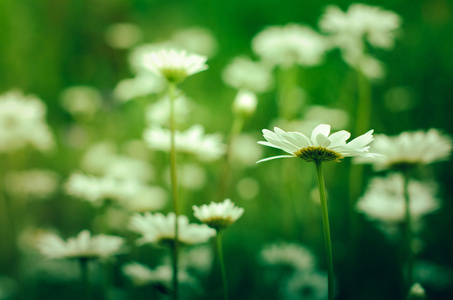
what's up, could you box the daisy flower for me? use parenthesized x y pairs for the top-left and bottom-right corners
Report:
(122, 262), (195, 287)
(257, 124), (377, 163)
(129, 212), (216, 246)
(36, 230), (125, 260)
(142, 48), (208, 83)
(356, 129), (452, 170)
(193, 199), (244, 231)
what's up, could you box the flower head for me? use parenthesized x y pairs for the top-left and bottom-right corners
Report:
(232, 90), (258, 117)
(222, 56), (273, 92)
(356, 129), (452, 170)
(36, 230), (125, 260)
(252, 24), (326, 68)
(143, 48), (208, 83)
(129, 212), (216, 246)
(257, 124), (376, 163)
(193, 199), (244, 231)
(260, 242), (316, 272)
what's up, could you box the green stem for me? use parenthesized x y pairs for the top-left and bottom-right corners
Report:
(216, 115), (244, 200)
(79, 258), (91, 300)
(168, 82), (180, 300)
(402, 170), (413, 287)
(216, 231), (229, 300)
(314, 160), (334, 300)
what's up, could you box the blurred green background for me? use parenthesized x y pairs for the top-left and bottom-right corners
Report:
(1, 0), (453, 299)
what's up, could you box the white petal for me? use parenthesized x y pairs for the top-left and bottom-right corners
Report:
(328, 130), (351, 147)
(256, 155), (294, 163)
(316, 134), (331, 147)
(311, 124), (331, 142)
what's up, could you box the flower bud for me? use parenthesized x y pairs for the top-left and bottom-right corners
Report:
(407, 283), (426, 300)
(232, 90), (257, 117)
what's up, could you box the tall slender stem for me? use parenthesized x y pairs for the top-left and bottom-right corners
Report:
(402, 170), (413, 287)
(216, 231), (229, 300)
(314, 160), (334, 300)
(168, 82), (180, 300)
(79, 258), (91, 300)
(216, 115), (244, 200)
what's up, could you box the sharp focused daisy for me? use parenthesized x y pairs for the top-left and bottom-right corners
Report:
(142, 48), (208, 83)
(129, 212), (216, 246)
(36, 230), (125, 260)
(193, 199), (244, 231)
(356, 129), (452, 170)
(257, 124), (377, 163)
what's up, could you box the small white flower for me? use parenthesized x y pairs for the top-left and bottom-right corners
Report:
(36, 230), (125, 260)
(252, 24), (326, 68)
(356, 173), (440, 225)
(144, 124), (226, 162)
(232, 90), (258, 117)
(222, 56), (273, 92)
(113, 72), (166, 102)
(0, 90), (55, 153)
(59, 86), (102, 120)
(142, 48), (208, 83)
(122, 262), (195, 287)
(129, 212), (216, 246)
(260, 242), (316, 272)
(193, 199), (244, 230)
(282, 270), (328, 300)
(257, 124), (377, 163)
(170, 27), (218, 58)
(356, 129), (452, 170)
(5, 169), (59, 200)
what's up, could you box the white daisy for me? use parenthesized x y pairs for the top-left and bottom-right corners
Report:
(142, 48), (208, 83)
(36, 230), (125, 260)
(252, 24), (327, 68)
(260, 242), (316, 272)
(222, 56), (273, 92)
(193, 199), (244, 230)
(144, 124), (226, 162)
(0, 90), (55, 153)
(257, 124), (377, 163)
(129, 212), (216, 246)
(356, 129), (452, 170)
(122, 262), (195, 287)
(356, 173), (440, 225)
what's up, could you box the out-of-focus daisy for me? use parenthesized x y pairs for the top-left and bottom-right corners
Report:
(193, 199), (244, 231)
(257, 124), (376, 163)
(356, 129), (452, 170)
(5, 169), (59, 200)
(252, 24), (326, 68)
(232, 90), (258, 117)
(129, 212), (216, 246)
(260, 242), (316, 272)
(146, 93), (192, 126)
(407, 282), (426, 300)
(60, 86), (103, 120)
(0, 90), (55, 153)
(122, 262), (196, 288)
(113, 72), (166, 102)
(170, 27), (218, 58)
(36, 230), (125, 260)
(144, 124), (225, 162)
(356, 173), (439, 228)
(222, 56), (273, 92)
(282, 270), (328, 300)
(142, 48), (208, 83)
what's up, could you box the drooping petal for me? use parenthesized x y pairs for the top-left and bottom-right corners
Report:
(256, 155), (294, 163)
(310, 124), (331, 142)
(328, 130), (351, 147)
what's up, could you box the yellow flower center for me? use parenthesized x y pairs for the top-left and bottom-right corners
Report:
(294, 146), (343, 162)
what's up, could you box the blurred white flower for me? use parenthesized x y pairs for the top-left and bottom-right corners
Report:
(231, 134), (263, 166)
(282, 271), (328, 300)
(222, 56), (273, 92)
(146, 93), (192, 126)
(252, 24), (326, 68)
(179, 245), (213, 275)
(80, 141), (117, 175)
(236, 177), (260, 200)
(59, 86), (102, 120)
(193, 199), (244, 230)
(142, 48), (208, 83)
(170, 27), (218, 58)
(36, 230), (125, 260)
(260, 242), (316, 272)
(65, 172), (167, 211)
(129, 212), (216, 246)
(4, 169), (59, 200)
(105, 23), (142, 49)
(407, 283), (426, 299)
(319, 4), (401, 79)
(356, 129), (452, 170)
(384, 86), (417, 112)
(257, 124), (377, 163)
(122, 262), (195, 287)
(356, 173), (440, 226)
(232, 90), (258, 117)
(144, 124), (225, 162)
(113, 72), (166, 102)
(164, 163), (207, 190)
(0, 90), (55, 153)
